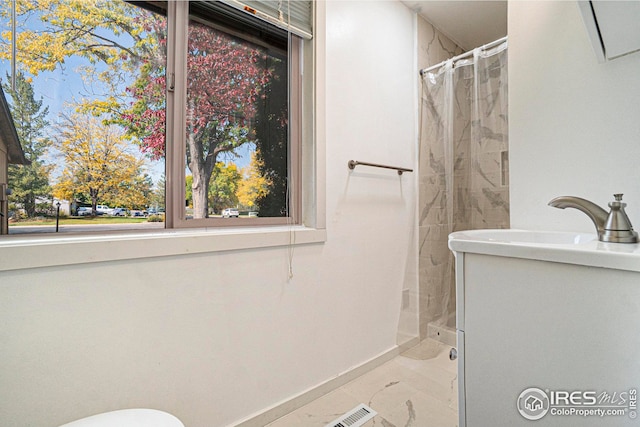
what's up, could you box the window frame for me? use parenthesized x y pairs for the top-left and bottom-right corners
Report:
(165, 1), (302, 229)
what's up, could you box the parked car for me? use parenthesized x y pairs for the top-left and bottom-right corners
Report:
(96, 205), (113, 215)
(111, 208), (128, 217)
(222, 208), (239, 218)
(77, 207), (92, 216)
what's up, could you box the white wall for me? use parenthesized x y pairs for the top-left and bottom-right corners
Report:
(0, 2), (418, 427)
(509, 1), (640, 232)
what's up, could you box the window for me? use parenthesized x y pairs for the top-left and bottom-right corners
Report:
(172, 2), (302, 227)
(0, 0), (310, 235)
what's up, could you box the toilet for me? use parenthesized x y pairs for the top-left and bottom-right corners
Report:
(58, 409), (185, 427)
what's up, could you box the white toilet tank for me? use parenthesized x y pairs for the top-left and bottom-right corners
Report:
(58, 409), (185, 427)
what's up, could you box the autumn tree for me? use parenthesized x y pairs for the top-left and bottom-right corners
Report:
(102, 173), (153, 210)
(208, 162), (241, 214)
(52, 113), (150, 214)
(3, 72), (52, 217)
(0, 0), (162, 108)
(237, 152), (271, 212)
(121, 18), (273, 218)
(0, 3), (163, 137)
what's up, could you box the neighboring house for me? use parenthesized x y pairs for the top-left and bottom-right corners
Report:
(0, 85), (29, 235)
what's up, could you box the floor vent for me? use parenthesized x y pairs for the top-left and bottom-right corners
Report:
(325, 403), (377, 427)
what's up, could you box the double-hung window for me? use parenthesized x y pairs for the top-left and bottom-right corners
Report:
(0, 0), (311, 235)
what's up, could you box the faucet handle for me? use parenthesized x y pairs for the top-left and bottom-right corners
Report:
(603, 193), (638, 243)
(610, 194), (626, 208)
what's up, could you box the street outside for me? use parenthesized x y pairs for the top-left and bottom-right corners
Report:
(9, 221), (165, 235)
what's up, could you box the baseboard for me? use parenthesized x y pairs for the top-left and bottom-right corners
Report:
(427, 322), (456, 347)
(231, 336), (420, 427)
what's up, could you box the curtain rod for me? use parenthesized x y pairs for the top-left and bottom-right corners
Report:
(419, 36), (507, 76)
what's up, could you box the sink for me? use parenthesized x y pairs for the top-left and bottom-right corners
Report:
(450, 229), (597, 245)
(449, 228), (640, 273)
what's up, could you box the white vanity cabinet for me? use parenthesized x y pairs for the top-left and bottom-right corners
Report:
(450, 229), (640, 427)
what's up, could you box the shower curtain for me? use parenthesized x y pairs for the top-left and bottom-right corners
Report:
(418, 40), (509, 335)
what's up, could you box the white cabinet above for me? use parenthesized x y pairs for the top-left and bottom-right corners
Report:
(578, 0), (640, 62)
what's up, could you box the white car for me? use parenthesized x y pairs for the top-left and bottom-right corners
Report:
(96, 205), (114, 215)
(111, 208), (128, 216)
(77, 207), (92, 216)
(221, 208), (239, 218)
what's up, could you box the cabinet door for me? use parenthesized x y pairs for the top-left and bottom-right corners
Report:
(463, 253), (640, 426)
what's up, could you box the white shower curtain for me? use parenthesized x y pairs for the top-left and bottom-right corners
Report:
(419, 40), (509, 331)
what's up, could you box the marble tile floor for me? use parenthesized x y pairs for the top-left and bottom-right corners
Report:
(265, 339), (458, 427)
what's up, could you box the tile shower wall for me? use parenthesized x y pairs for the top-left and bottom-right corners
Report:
(417, 17), (510, 337)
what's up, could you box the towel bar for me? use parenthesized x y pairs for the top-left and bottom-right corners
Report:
(348, 160), (413, 175)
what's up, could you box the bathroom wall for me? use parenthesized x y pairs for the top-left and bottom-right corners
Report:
(0, 2), (418, 427)
(417, 15), (463, 69)
(509, 1), (640, 232)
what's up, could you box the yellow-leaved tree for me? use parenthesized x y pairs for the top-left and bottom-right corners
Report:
(52, 113), (151, 214)
(237, 152), (271, 212)
(0, 0), (159, 115)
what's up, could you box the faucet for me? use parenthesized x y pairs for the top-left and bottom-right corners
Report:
(548, 194), (639, 243)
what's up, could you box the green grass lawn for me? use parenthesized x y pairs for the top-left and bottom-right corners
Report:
(11, 216), (151, 226)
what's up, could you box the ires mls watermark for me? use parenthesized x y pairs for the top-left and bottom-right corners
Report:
(517, 387), (637, 420)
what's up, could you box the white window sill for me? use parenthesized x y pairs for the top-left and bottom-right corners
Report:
(0, 226), (326, 272)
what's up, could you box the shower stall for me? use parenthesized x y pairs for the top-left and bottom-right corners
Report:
(418, 37), (509, 340)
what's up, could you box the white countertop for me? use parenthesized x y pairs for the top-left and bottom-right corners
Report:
(448, 229), (640, 273)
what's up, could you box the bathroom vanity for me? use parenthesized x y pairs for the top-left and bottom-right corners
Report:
(449, 230), (640, 426)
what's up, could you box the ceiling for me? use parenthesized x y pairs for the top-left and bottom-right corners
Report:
(401, 1), (508, 51)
